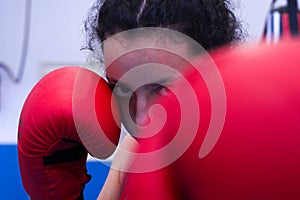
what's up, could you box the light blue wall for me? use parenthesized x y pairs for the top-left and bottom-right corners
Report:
(0, 0), (95, 144)
(0, 1), (108, 198)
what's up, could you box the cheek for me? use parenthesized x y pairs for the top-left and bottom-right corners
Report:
(116, 97), (135, 121)
(117, 98), (138, 136)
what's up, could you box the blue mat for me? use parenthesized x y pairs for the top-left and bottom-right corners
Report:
(0, 144), (110, 199)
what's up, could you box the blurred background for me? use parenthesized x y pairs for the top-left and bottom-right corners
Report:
(0, 0), (294, 199)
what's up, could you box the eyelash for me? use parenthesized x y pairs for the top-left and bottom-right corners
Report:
(153, 84), (165, 93)
(110, 83), (169, 98)
(154, 85), (169, 96)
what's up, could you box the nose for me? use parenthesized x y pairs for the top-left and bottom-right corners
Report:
(130, 88), (151, 127)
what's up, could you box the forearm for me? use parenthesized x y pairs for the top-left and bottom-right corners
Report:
(98, 135), (138, 200)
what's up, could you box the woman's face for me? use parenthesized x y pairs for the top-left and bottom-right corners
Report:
(103, 30), (193, 136)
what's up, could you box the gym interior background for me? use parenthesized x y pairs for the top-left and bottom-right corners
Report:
(0, 0), (293, 199)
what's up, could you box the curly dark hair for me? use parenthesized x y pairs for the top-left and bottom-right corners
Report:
(84, 0), (243, 57)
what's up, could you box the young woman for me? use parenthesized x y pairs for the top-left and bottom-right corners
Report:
(83, 0), (243, 199)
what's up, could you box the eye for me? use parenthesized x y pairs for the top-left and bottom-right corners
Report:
(114, 85), (133, 97)
(153, 84), (169, 96)
(157, 87), (169, 96)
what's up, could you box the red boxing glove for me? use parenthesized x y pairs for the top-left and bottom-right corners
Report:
(18, 66), (120, 200)
(121, 40), (300, 199)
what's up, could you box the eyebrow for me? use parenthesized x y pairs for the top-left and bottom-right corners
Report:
(107, 76), (174, 88)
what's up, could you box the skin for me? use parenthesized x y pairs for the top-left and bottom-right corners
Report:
(103, 32), (193, 136)
(97, 135), (138, 200)
(97, 32), (193, 199)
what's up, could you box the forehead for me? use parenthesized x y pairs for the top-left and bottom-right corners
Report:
(105, 48), (190, 82)
(104, 30), (192, 75)
(103, 28), (204, 87)
(104, 33), (191, 64)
